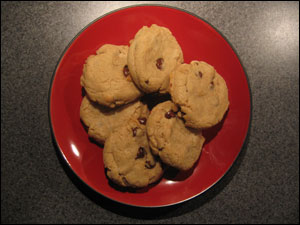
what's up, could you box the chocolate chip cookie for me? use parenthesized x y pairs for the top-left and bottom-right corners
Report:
(128, 24), (183, 94)
(80, 44), (143, 108)
(80, 96), (149, 144)
(146, 101), (205, 171)
(103, 118), (163, 188)
(169, 61), (229, 129)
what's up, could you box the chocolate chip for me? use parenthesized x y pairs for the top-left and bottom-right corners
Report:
(210, 81), (214, 89)
(156, 58), (164, 70)
(145, 80), (149, 84)
(132, 127), (138, 137)
(165, 110), (176, 119)
(158, 147), (163, 151)
(136, 147), (146, 159)
(138, 117), (147, 125)
(123, 65), (130, 77)
(198, 71), (203, 78)
(145, 160), (156, 169)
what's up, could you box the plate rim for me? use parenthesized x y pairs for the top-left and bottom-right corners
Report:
(48, 3), (252, 208)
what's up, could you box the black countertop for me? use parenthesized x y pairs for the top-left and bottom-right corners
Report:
(1, 1), (299, 223)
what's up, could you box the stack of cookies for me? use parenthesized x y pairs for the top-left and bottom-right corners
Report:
(80, 24), (229, 189)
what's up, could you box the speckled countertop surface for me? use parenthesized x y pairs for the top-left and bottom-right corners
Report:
(1, 1), (299, 224)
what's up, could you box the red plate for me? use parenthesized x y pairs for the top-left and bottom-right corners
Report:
(49, 5), (251, 207)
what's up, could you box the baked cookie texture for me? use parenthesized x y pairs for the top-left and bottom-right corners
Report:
(146, 101), (205, 171)
(128, 24), (184, 94)
(80, 44), (143, 108)
(80, 96), (149, 144)
(103, 118), (163, 188)
(169, 61), (229, 129)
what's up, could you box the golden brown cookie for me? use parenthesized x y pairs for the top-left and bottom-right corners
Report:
(80, 44), (143, 108)
(80, 96), (148, 144)
(169, 61), (229, 129)
(128, 24), (183, 94)
(103, 118), (163, 188)
(146, 101), (205, 171)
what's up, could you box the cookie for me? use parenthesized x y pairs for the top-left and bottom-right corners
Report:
(146, 101), (205, 171)
(169, 61), (229, 129)
(80, 96), (149, 144)
(103, 118), (163, 188)
(128, 24), (183, 94)
(80, 44), (143, 108)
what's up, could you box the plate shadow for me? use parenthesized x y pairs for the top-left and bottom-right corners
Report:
(202, 110), (228, 145)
